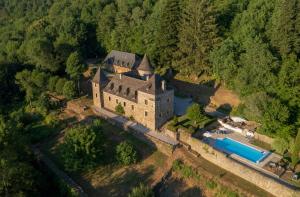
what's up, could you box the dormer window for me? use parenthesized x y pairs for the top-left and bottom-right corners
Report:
(135, 91), (138, 99)
(110, 83), (114, 90)
(126, 88), (130, 95)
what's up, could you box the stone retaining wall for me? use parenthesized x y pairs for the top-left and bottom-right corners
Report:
(177, 131), (299, 197)
(101, 114), (174, 156)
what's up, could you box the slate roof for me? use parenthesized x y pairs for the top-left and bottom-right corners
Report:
(139, 74), (166, 95)
(136, 54), (153, 72)
(103, 72), (170, 102)
(103, 50), (141, 69)
(103, 72), (147, 102)
(92, 67), (107, 84)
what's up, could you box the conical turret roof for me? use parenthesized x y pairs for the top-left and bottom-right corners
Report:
(92, 67), (107, 84)
(137, 54), (153, 72)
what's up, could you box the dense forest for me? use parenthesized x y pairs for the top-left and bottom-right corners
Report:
(1, 0), (300, 195)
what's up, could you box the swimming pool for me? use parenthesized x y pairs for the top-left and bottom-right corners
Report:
(214, 138), (269, 163)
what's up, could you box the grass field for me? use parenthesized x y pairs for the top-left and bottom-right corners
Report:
(42, 119), (169, 197)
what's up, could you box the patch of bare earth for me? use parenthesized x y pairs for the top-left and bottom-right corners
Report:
(76, 151), (168, 197)
(171, 75), (240, 108)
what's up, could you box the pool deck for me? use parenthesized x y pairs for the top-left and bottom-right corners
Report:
(205, 131), (281, 168)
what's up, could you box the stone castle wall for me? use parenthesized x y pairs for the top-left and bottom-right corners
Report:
(101, 88), (174, 130)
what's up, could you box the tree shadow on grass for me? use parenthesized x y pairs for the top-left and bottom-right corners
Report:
(76, 164), (156, 197)
(181, 186), (203, 197)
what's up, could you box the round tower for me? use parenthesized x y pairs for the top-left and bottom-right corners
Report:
(136, 54), (154, 78)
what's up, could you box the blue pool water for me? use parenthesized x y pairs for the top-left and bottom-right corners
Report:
(214, 138), (268, 163)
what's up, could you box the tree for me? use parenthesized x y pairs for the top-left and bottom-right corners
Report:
(175, 0), (220, 75)
(128, 183), (154, 197)
(55, 78), (67, 95)
(267, 0), (300, 56)
(15, 70), (49, 107)
(0, 151), (39, 196)
(48, 76), (59, 92)
(156, 0), (180, 67)
(115, 103), (125, 115)
(272, 137), (290, 155)
(60, 123), (105, 172)
(63, 81), (76, 99)
(25, 37), (60, 72)
(66, 51), (86, 94)
(116, 141), (137, 165)
(186, 103), (206, 125)
(291, 129), (300, 168)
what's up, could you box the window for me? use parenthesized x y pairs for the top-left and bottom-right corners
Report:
(123, 102), (126, 107)
(131, 105), (134, 110)
(167, 98), (170, 103)
(110, 83), (114, 90)
(135, 91), (138, 99)
(145, 111), (148, 116)
(94, 83), (97, 87)
(95, 93), (97, 98)
(109, 96), (111, 101)
(116, 99), (118, 104)
(118, 85), (122, 92)
(126, 88), (130, 95)
(145, 100), (148, 105)
(159, 113), (162, 117)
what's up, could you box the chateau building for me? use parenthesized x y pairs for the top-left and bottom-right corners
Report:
(92, 50), (174, 130)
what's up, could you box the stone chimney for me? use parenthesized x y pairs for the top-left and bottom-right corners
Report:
(119, 73), (122, 79)
(161, 80), (166, 91)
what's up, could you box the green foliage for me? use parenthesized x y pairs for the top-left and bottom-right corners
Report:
(186, 103), (206, 125)
(291, 129), (300, 168)
(0, 151), (39, 196)
(66, 51), (86, 80)
(59, 122), (105, 172)
(156, 0), (180, 67)
(128, 183), (154, 197)
(55, 78), (67, 95)
(115, 103), (125, 115)
(174, 0), (220, 75)
(272, 137), (291, 155)
(172, 159), (201, 180)
(63, 81), (76, 99)
(116, 141), (138, 165)
(48, 76), (59, 92)
(205, 179), (218, 189)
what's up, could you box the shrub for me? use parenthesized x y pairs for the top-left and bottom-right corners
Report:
(44, 112), (59, 127)
(55, 78), (67, 95)
(205, 179), (217, 189)
(63, 81), (76, 99)
(186, 103), (206, 125)
(116, 141), (138, 165)
(172, 160), (200, 180)
(291, 129), (300, 168)
(48, 76), (59, 92)
(115, 103), (125, 115)
(272, 137), (290, 154)
(128, 183), (154, 197)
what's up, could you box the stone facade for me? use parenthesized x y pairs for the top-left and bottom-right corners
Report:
(112, 65), (131, 73)
(92, 50), (174, 130)
(100, 83), (174, 130)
